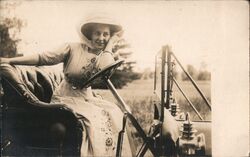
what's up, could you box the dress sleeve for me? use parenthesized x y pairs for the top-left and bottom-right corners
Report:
(38, 43), (71, 66)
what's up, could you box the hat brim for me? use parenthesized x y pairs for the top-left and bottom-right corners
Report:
(81, 22), (122, 40)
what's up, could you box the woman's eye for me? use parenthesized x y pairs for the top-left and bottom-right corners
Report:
(94, 32), (100, 36)
(104, 33), (110, 37)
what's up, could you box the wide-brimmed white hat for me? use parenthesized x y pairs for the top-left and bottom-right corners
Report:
(78, 15), (123, 43)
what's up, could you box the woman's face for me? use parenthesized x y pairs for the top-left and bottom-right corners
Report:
(91, 24), (111, 50)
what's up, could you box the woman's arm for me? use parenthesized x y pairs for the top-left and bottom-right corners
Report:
(0, 54), (39, 65)
(95, 31), (124, 70)
(0, 43), (70, 66)
(104, 30), (124, 53)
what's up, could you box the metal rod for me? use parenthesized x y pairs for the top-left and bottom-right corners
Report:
(104, 78), (157, 156)
(158, 46), (166, 156)
(104, 79), (128, 113)
(127, 113), (156, 156)
(166, 46), (171, 109)
(116, 114), (128, 157)
(136, 143), (148, 157)
(116, 131), (125, 157)
(170, 62), (174, 94)
(154, 55), (157, 91)
(136, 124), (161, 157)
(171, 52), (211, 111)
(173, 78), (204, 120)
(160, 47), (166, 122)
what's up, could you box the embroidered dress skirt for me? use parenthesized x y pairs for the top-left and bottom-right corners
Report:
(51, 80), (132, 156)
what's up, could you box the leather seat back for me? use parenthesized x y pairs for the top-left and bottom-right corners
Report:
(0, 64), (82, 156)
(0, 64), (64, 103)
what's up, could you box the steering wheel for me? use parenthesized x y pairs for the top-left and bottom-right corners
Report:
(80, 60), (124, 88)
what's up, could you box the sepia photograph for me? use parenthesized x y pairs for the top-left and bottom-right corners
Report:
(0, 1), (248, 156)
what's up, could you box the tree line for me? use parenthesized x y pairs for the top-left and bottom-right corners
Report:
(141, 64), (211, 81)
(180, 64), (211, 81)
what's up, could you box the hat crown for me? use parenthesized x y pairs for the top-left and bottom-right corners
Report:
(84, 15), (121, 26)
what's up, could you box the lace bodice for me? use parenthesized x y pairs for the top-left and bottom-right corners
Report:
(38, 43), (99, 87)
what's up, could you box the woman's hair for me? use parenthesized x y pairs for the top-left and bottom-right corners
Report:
(84, 24), (94, 40)
(82, 23), (116, 40)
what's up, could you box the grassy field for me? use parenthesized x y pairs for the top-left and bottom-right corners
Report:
(95, 79), (211, 150)
(95, 79), (211, 121)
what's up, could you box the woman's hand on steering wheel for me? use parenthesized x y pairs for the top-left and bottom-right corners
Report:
(95, 52), (115, 70)
(105, 30), (124, 52)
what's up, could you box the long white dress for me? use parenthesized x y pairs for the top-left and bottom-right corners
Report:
(38, 42), (133, 156)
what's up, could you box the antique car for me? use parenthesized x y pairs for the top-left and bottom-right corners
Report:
(0, 45), (211, 156)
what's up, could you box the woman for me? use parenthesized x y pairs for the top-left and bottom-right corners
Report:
(0, 15), (133, 156)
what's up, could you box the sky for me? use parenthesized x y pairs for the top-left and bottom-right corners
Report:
(0, 0), (232, 72)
